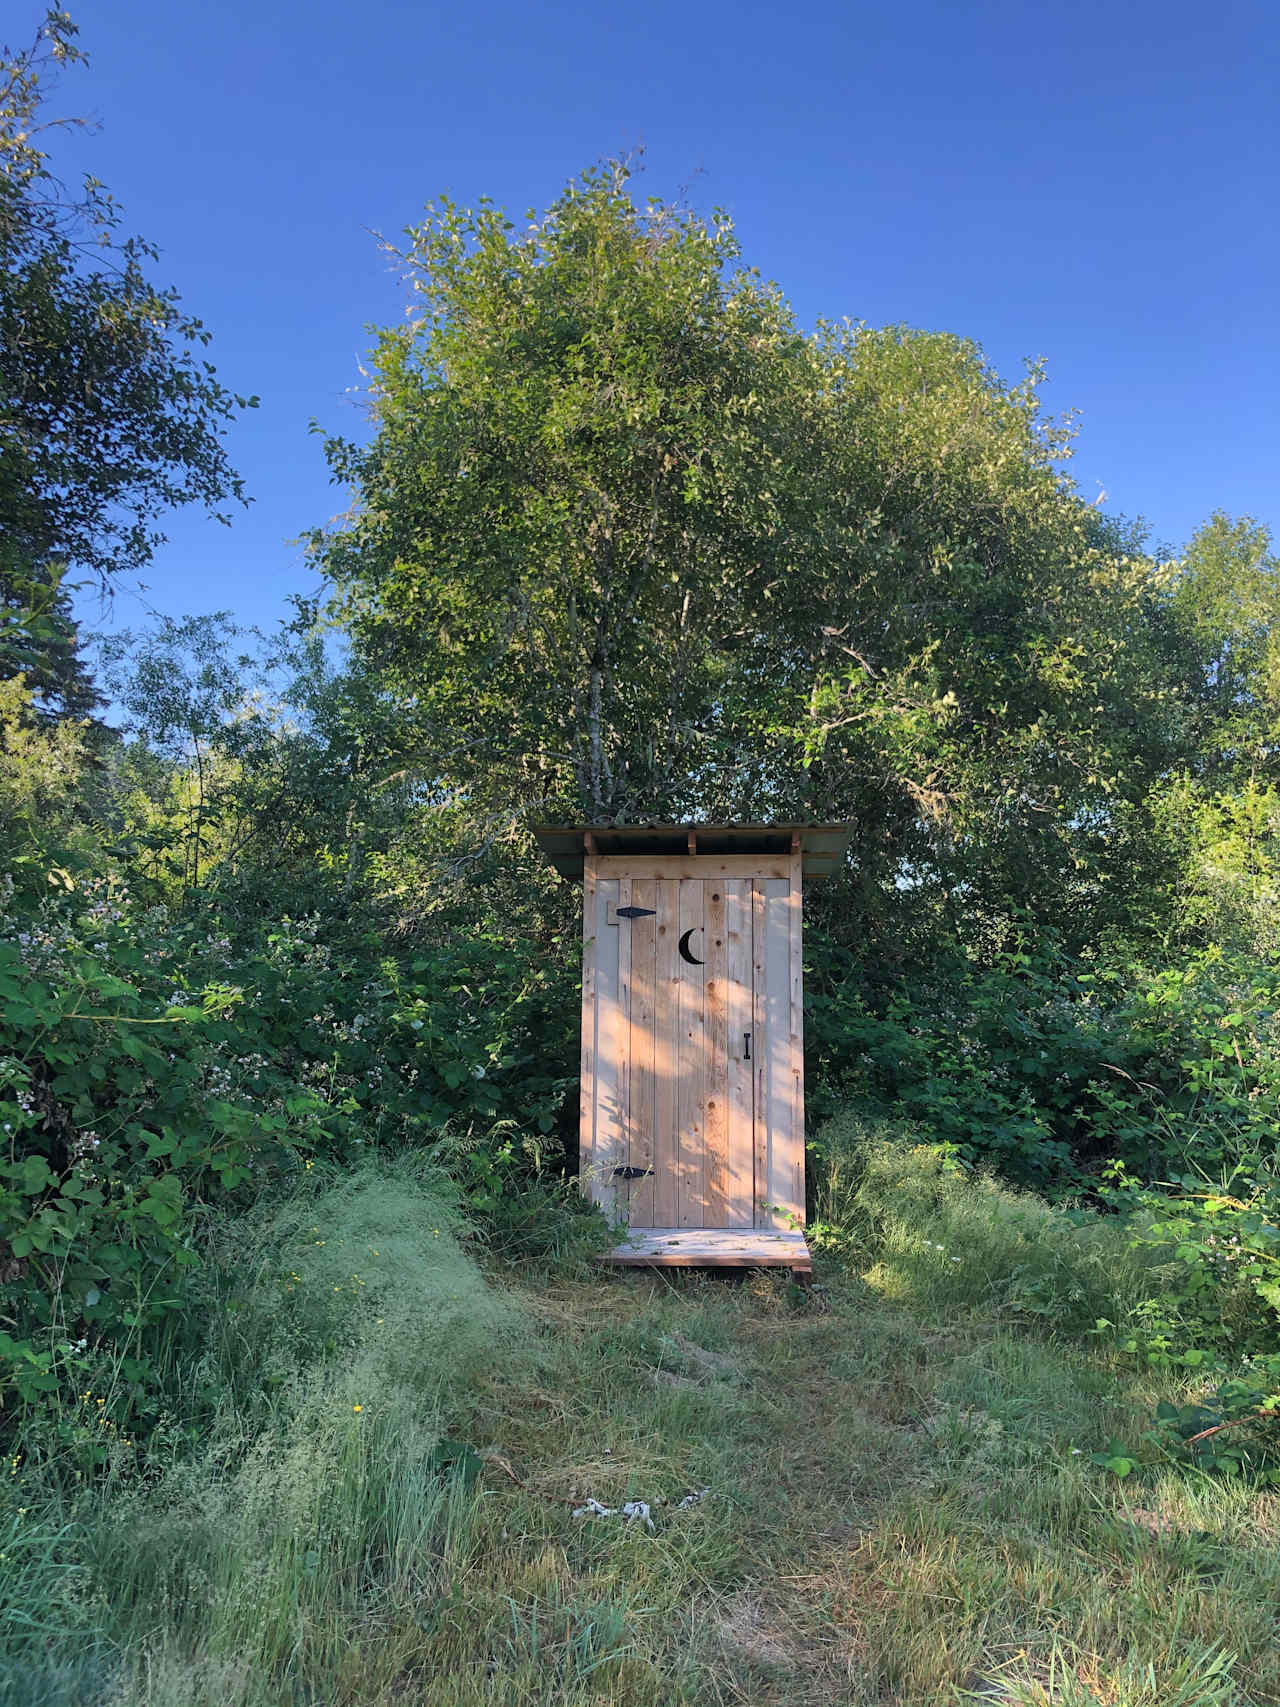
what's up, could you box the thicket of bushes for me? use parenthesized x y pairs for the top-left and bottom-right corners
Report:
(0, 1161), (526, 1703)
(0, 856), (586, 1445)
(809, 933), (1280, 1191)
(811, 1111), (1280, 1476)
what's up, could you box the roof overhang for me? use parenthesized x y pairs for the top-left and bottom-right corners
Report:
(530, 822), (853, 882)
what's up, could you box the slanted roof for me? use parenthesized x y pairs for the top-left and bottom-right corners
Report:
(530, 822), (853, 881)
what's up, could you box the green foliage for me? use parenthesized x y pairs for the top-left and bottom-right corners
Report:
(0, 863), (590, 1436)
(1134, 514), (1280, 958)
(755, 334), (1182, 930)
(1, 1163), (526, 1702)
(3, 30), (1278, 1698)
(0, 673), (92, 871)
(806, 930), (1280, 1191)
(313, 159), (819, 822)
(812, 1112), (1280, 1482)
(808, 1110), (1158, 1333)
(0, 880), (329, 1435)
(1092, 1163), (1280, 1476)
(0, 10), (253, 598)
(93, 613), (318, 902)
(8, 73), (1280, 1677)
(1167, 511), (1280, 770)
(212, 905), (580, 1158)
(0, 563), (103, 724)
(311, 158), (1179, 957)
(468, 1168), (612, 1266)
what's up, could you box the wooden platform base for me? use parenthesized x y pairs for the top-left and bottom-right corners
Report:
(600, 1227), (812, 1273)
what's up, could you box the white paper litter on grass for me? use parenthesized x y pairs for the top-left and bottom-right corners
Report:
(572, 1489), (711, 1529)
(572, 1497), (655, 1530)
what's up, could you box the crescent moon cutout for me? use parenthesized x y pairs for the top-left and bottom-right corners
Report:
(678, 928), (705, 966)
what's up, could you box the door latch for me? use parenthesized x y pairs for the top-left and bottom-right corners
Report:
(612, 1166), (653, 1180)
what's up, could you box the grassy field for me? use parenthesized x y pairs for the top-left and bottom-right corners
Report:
(448, 1265), (1277, 1706)
(4, 1143), (1279, 1706)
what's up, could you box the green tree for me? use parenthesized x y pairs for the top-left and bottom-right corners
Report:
(1138, 514), (1280, 953)
(313, 162), (1180, 956)
(752, 328), (1186, 941)
(0, 9), (255, 696)
(1169, 512), (1280, 782)
(0, 670), (90, 869)
(312, 161), (821, 823)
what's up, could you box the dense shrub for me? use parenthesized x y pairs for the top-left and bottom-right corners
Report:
(0, 870), (580, 1441)
(0, 880), (322, 1440)
(0, 1163), (525, 1700)
(811, 1110), (1280, 1477)
(807, 933), (1280, 1191)
(808, 1109), (1162, 1332)
(1093, 1160), (1280, 1474)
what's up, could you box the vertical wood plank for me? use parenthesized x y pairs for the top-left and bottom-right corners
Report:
(763, 879), (795, 1227)
(592, 878), (623, 1224)
(626, 879), (657, 1227)
(615, 875), (633, 1227)
(725, 879), (754, 1227)
(676, 879), (706, 1227)
(703, 880), (729, 1225)
(579, 854), (597, 1203)
(788, 846), (806, 1226)
(751, 880), (767, 1228)
(652, 879), (680, 1225)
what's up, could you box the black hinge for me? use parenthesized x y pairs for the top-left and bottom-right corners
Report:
(612, 1166), (654, 1180)
(616, 906), (657, 920)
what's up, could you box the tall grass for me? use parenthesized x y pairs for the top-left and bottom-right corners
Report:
(2, 1160), (526, 1706)
(5, 1131), (1280, 1704)
(811, 1107), (1174, 1332)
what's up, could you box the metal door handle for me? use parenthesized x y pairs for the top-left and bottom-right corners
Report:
(744, 1032), (751, 1061)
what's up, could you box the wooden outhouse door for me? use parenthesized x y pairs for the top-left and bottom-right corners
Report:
(580, 857), (804, 1232)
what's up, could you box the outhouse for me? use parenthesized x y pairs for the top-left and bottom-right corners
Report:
(532, 824), (852, 1272)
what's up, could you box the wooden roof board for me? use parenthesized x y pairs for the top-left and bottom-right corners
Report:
(531, 822), (852, 882)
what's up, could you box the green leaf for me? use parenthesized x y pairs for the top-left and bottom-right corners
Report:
(14, 1155), (55, 1196)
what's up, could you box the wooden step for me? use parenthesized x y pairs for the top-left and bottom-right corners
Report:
(599, 1226), (811, 1273)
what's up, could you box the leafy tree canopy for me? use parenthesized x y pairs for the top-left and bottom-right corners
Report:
(0, 9), (255, 713)
(313, 161), (818, 822)
(312, 160), (1183, 947)
(1170, 511), (1280, 777)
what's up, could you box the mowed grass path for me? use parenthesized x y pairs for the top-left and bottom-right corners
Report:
(377, 1263), (1280, 1707)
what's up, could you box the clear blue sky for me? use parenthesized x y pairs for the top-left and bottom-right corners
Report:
(52, 0), (1278, 638)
